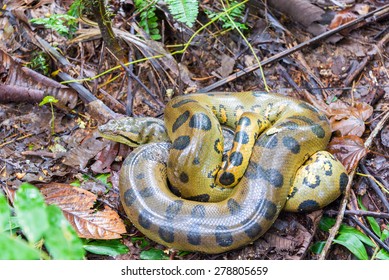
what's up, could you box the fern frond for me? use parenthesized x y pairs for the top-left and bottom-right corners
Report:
(164, 0), (199, 27)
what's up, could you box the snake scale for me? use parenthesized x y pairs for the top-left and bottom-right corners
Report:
(99, 92), (348, 254)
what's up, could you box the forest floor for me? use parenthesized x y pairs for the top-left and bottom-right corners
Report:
(0, 0), (388, 260)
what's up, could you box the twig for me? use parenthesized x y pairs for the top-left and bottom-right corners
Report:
(326, 209), (389, 220)
(198, 4), (389, 93)
(359, 163), (389, 211)
(319, 109), (389, 259)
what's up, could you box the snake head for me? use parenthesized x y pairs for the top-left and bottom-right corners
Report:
(98, 117), (169, 147)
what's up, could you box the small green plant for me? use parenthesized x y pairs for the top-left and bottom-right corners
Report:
(135, 0), (161, 40)
(68, 0), (85, 18)
(0, 183), (85, 260)
(311, 215), (389, 260)
(165, 0), (199, 27)
(206, 0), (247, 30)
(28, 52), (50, 76)
(30, 13), (78, 38)
(39, 95), (59, 135)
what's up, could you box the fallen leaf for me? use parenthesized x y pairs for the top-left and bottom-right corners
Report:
(328, 100), (373, 137)
(40, 183), (126, 239)
(329, 9), (358, 30)
(327, 135), (368, 172)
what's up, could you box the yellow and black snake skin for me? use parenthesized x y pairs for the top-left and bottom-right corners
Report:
(99, 92), (348, 254)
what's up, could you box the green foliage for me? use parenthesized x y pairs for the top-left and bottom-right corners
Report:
(28, 52), (50, 76)
(39, 95), (59, 135)
(0, 183), (85, 260)
(83, 240), (129, 256)
(312, 215), (389, 260)
(30, 14), (77, 38)
(165, 0), (199, 27)
(206, 0), (247, 30)
(68, 0), (85, 17)
(135, 0), (161, 40)
(140, 248), (169, 260)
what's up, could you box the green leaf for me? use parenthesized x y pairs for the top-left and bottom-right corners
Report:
(39, 95), (59, 106)
(131, 237), (150, 249)
(2, 217), (20, 234)
(0, 193), (11, 232)
(376, 248), (389, 260)
(333, 233), (368, 260)
(83, 240), (129, 256)
(14, 183), (49, 243)
(0, 234), (41, 260)
(358, 196), (381, 238)
(43, 205), (85, 260)
(310, 241), (326, 254)
(140, 248), (169, 260)
(165, 0), (199, 27)
(381, 229), (389, 241)
(339, 224), (376, 247)
(319, 216), (336, 232)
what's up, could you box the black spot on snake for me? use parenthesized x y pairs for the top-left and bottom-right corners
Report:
(282, 136), (301, 154)
(139, 187), (154, 198)
(135, 173), (145, 180)
(229, 151), (243, 166)
(241, 219), (263, 238)
(172, 135), (190, 150)
(303, 175), (320, 189)
(179, 172), (189, 183)
(168, 184), (181, 197)
(219, 172), (236, 186)
(123, 188), (136, 207)
(339, 172), (348, 193)
(245, 162), (284, 188)
(227, 198), (241, 216)
(187, 228), (201, 245)
(298, 102), (319, 113)
(158, 224), (175, 243)
(171, 99), (197, 108)
(192, 157), (200, 165)
(165, 200), (184, 219)
(311, 124), (326, 139)
(324, 161), (333, 176)
(214, 139), (222, 154)
(279, 121), (299, 130)
(234, 131), (249, 144)
(186, 194), (210, 202)
(138, 210), (152, 229)
(172, 111), (190, 132)
(191, 205), (206, 219)
(289, 116), (326, 138)
(215, 225), (233, 247)
(297, 200), (320, 212)
(238, 116), (251, 126)
(255, 134), (278, 149)
(256, 199), (278, 220)
(189, 113), (212, 131)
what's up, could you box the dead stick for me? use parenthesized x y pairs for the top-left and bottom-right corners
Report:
(319, 109), (389, 259)
(198, 4), (389, 93)
(326, 209), (389, 220)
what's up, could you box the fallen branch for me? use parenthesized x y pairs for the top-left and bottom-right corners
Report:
(198, 4), (389, 93)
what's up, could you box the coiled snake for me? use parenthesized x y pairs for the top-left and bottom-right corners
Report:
(99, 92), (348, 254)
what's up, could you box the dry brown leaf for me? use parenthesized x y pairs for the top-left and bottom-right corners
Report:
(329, 9), (358, 30)
(327, 135), (368, 172)
(328, 100), (373, 137)
(40, 183), (126, 239)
